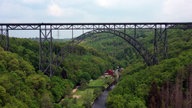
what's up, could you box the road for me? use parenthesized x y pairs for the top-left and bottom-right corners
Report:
(92, 85), (115, 108)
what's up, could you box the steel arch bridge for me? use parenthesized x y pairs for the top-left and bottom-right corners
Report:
(0, 22), (192, 76)
(74, 28), (157, 66)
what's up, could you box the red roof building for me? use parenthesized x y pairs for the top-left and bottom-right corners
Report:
(104, 69), (114, 77)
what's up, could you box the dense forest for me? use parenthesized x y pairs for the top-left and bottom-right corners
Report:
(0, 27), (192, 108)
(81, 29), (192, 107)
(0, 35), (115, 107)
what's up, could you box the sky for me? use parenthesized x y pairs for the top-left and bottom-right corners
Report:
(0, 0), (192, 38)
(1, 0), (192, 23)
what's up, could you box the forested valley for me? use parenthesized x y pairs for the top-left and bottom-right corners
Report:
(0, 28), (192, 108)
(82, 29), (192, 107)
(0, 35), (116, 107)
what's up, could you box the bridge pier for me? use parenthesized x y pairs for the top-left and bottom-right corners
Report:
(0, 25), (9, 51)
(134, 24), (137, 38)
(39, 25), (53, 77)
(154, 24), (168, 60)
(164, 26), (168, 59)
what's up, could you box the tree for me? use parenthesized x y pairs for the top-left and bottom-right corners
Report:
(107, 94), (126, 108)
(83, 90), (93, 108)
(0, 85), (6, 106)
(8, 58), (19, 71)
(41, 92), (53, 108)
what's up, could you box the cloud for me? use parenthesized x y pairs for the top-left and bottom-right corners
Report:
(48, 3), (63, 17)
(95, 0), (162, 9)
(157, 0), (192, 21)
(95, 0), (118, 8)
(22, 0), (45, 4)
(0, 1), (52, 23)
(0, 0), (191, 23)
(47, 2), (89, 19)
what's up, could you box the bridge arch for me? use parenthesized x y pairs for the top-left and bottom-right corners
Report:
(74, 28), (158, 66)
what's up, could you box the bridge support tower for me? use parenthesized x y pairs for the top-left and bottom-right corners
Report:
(39, 25), (53, 77)
(0, 25), (9, 51)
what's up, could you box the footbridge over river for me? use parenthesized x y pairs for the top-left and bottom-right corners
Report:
(0, 22), (192, 76)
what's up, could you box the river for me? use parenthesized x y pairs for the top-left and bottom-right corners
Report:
(92, 85), (115, 108)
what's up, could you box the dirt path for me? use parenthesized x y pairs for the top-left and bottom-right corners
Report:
(72, 86), (81, 99)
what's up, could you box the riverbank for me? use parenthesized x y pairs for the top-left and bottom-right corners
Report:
(92, 83), (116, 108)
(58, 67), (123, 107)
(59, 75), (115, 107)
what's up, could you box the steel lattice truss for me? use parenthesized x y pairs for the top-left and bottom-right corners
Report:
(0, 22), (192, 30)
(0, 22), (192, 76)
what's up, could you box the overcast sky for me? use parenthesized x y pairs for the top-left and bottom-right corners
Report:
(1, 0), (192, 23)
(0, 0), (191, 38)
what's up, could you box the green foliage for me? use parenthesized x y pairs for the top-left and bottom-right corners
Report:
(0, 48), (38, 107)
(107, 29), (192, 107)
(61, 97), (82, 108)
(81, 31), (146, 67)
(107, 94), (126, 108)
(0, 35), (116, 107)
(26, 74), (49, 91)
(50, 76), (73, 102)
(62, 52), (113, 83)
(125, 97), (146, 108)
(8, 58), (19, 71)
(40, 92), (53, 108)
(1, 28), (191, 107)
(82, 90), (93, 108)
(8, 38), (39, 70)
(0, 85), (6, 105)
(93, 88), (102, 97)
(0, 47), (50, 107)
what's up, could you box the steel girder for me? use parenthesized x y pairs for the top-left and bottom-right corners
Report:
(0, 22), (191, 30)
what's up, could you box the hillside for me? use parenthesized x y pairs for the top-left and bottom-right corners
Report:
(81, 29), (192, 107)
(1, 28), (192, 107)
(0, 35), (116, 107)
(0, 46), (57, 107)
(80, 32), (141, 67)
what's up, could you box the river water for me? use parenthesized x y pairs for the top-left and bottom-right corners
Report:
(92, 85), (115, 108)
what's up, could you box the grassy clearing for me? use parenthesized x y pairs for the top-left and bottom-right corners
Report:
(71, 75), (115, 107)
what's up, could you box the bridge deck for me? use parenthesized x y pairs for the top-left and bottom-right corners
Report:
(0, 22), (192, 30)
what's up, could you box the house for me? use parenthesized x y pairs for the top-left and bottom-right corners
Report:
(104, 69), (114, 77)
